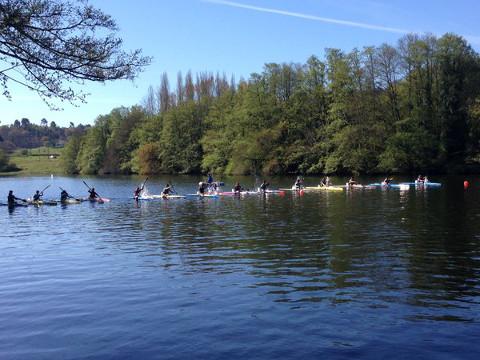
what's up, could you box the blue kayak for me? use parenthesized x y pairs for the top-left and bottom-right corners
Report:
(400, 182), (442, 187)
(367, 183), (404, 188)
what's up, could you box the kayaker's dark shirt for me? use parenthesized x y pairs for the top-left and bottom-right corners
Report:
(61, 192), (69, 201)
(88, 190), (99, 199)
(162, 187), (172, 195)
(33, 193), (42, 201)
(260, 182), (269, 191)
(234, 185), (242, 192)
(8, 194), (17, 205)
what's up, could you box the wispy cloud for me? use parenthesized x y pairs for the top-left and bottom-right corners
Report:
(203, 0), (411, 34)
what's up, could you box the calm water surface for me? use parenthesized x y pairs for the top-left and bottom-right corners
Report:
(0, 175), (479, 359)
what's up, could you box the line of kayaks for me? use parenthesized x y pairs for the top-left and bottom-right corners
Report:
(1, 197), (110, 207)
(136, 189), (287, 200)
(279, 181), (442, 192)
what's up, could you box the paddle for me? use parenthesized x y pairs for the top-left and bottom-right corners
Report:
(141, 177), (149, 189)
(39, 184), (50, 196)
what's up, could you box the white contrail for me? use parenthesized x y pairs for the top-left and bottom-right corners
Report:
(203, 0), (411, 34)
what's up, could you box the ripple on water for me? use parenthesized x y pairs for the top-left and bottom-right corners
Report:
(0, 176), (480, 358)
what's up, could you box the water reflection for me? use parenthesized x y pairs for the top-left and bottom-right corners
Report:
(0, 176), (479, 358)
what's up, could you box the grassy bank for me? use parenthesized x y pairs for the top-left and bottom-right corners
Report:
(1, 147), (64, 176)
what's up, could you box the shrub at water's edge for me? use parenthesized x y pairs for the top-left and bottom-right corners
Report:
(62, 33), (480, 176)
(0, 149), (19, 173)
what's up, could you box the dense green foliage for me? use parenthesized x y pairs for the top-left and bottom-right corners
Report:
(62, 33), (480, 176)
(0, 119), (87, 150)
(0, 148), (18, 172)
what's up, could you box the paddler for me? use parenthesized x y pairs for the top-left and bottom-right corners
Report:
(320, 176), (331, 187)
(233, 182), (243, 193)
(8, 190), (25, 206)
(347, 177), (357, 186)
(60, 189), (70, 202)
(133, 184), (145, 201)
(88, 187), (100, 200)
(32, 190), (43, 202)
(294, 176), (304, 189)
(207, 173), (214, 184)
(260, 180), (269, 192)
(416, 175), (424, 183)
(162, 183), (174, 197)
(198, 182), (208, 195)
(382, 177), (393, 186)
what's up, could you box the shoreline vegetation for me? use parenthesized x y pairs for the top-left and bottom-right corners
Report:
(3, 33), (480, 177)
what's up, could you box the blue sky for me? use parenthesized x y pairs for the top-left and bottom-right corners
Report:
(1, 0), (480, 127)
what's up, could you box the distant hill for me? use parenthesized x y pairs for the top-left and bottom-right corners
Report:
(0, 119), (89, 151)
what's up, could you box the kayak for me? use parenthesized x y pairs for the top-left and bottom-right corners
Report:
(303, 186), (344, 192)
(137, 194), (185, 200)
(345, 184), (377, 190)
(28, 199), (58, 206)
(261, 189), (286, 195)
(185, 193), (219, 198)
(60, 198), (83, 204)
(82, 197), (109, 204)
(368, 183), (404, 188)
(0, 202), (28, 207)
(218, 191), (259, 196)
(279, 187), (305, 192)
(400, 181), (442, 187)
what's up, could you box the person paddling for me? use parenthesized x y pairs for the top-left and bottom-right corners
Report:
(133, 185), (144, 201)
(294, 176), (304, 190)
(162, 183), (174, 197)
(347, 177), (357, 187)
(233, 182), (243, 193)
(382, 177), (393, 186)
(32, 190), (43, 202)
(60, 189), (71, 202)
(260, 180), (269, 192)
(207, 174), (214, 184)
(8, 191), (25, 207)
(198, 182), (208, 196)
(88, 187), (100, 200)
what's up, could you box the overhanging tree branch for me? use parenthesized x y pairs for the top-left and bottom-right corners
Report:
(0, 0), (151, 107)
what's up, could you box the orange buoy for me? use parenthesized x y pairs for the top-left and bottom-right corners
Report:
(464, 180), (469, 189)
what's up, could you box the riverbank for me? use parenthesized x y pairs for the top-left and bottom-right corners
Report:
(0, 147), (64, 176)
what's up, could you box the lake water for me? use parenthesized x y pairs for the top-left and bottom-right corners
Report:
(1, 175), (479, 359)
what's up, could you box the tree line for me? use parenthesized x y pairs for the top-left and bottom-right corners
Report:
(62, 33), (480, 176)
(0, 119), (88, 150)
